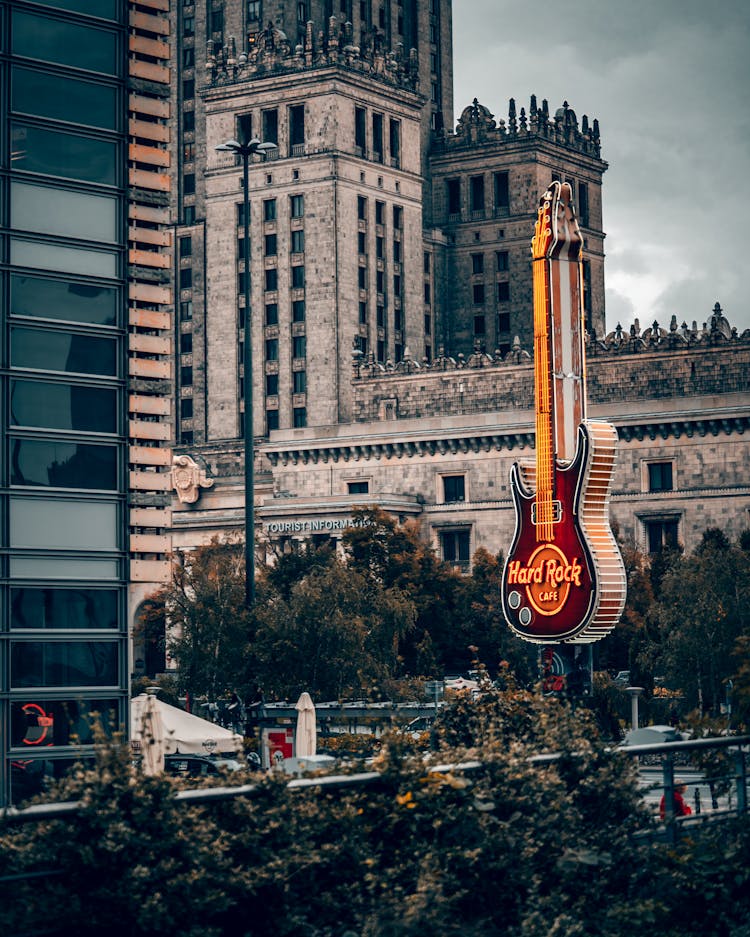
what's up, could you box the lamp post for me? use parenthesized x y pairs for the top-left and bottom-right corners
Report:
(215, 137), (277, 608)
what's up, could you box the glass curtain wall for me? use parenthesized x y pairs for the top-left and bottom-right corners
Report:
(0, 0), (128, 806)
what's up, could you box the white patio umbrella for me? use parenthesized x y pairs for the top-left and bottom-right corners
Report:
(294, 692), (317, 758)
(139, 687), (165, 776)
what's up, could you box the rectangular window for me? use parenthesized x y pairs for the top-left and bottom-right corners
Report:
(473, 283), (485, 304)
(180, 237), (193, 258)
(471, 253), (484, 274)
(375, 201), (385, 225)
(292, 336), (306, 358)
(447, 178), (460, 215)
(442, 475), (466, 503)
(12, 10), (119, 75)
(265, 373), (279, 396)
(183, 174), (195, 195)
(496, 251), (509, 272)
(358, 266), (367, 289)
(11, 327), (116, 376)
(358, 231), (367, 254)
(498, 311), (510, 332)
(470, 175), (485, 212)
(265, 338), (279, 361)
(265, 268), (278, 292)
(10, 439), (117, 490)
(12, 66), (118, 131)
(293, 407), (307, 428)
(180, 397), (193, 419)
(376, 305), (385, 327)
(262, 108), (278, 145)
(292, 300), (305, 322)
(372, 112), (384, 161)
(393, 205), (403, 229)
(183, 79), (195, 99)
(648, 462), (674, 492)
(11, 641), (118, 688)
(12, 181), (116, 244)
(293, 370), (307, 393)
(183, 111), (195, 132)
(289, 104), (305, 149)
(646, 518), (680, 554)
(348, 481), (369, 494)
(263, 199), (277, 221)
(291, 266), (305, 289)
(290, 194), (304, 217)
(393, 275), (401, 296)
(494, 171), (510, 209)
(265, 233), (277, 256)
(377, 340), (385, 362)
(266, 409), (279, 432)
(291, 229), (305, 254)
(376, 236), (384, 259)
(180, 268), (192, 290)
(180, 301), (193, 321)
(359, 302), (367, 324)
(11, 697), (118, 747)
(389, 119), (401, 166)
(355, 106), (367, 152)
(181, 365), (193, 385)
(497, 282), (510, 302)
(440, 530), (471, 568)
(578, 181), (589, 227)
(10, 380), (117, 433)
(183, 48), (195, 67)
(394, 308), (402, 331)
(424, 282), (431, 304)
(236, 113), (253, 144)
(474, 315), (486, 335)
(211, 9), (224, 33)
(180, 332), (193, 355)
(184, 15), (195, 35)
(376, 271), (384, 293)
(265, 303), (278, 325)
(393, 240), (401, 263)
(424, 313), (431, 334)
(248, 0), (261, 20)
(11, 124), (116, 185)
(10, 497), (117, 551)
(357, 195), (367, 220)
(11, 588), (118, 630)
(184, 205), (196, 224)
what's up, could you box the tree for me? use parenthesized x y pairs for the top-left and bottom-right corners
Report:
(649, 530), (750, 715)
(253, 555), (416, 700)
(147, 537), (252, 702)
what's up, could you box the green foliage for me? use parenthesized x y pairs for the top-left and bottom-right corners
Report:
(3, 691), (750, 937)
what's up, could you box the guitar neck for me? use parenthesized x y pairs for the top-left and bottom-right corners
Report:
(533, 256), (556, 542)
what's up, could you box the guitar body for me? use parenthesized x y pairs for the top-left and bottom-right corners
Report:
(502, 420), (626, 643)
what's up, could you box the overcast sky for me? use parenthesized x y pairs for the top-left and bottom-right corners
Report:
(452, 0), (750, 337)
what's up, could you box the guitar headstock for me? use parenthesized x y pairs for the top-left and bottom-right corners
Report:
(531, 181), (584, 261)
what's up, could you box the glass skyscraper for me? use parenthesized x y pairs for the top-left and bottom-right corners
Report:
(0, 0), (173, 806)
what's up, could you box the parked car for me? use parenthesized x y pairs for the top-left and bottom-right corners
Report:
(164, 754), (245, 777)
(614, 671), (631, 687)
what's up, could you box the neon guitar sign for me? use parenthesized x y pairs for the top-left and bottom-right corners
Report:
(502, 182), (626, 643)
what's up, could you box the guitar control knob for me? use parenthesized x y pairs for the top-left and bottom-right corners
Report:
(519, 607), (532, 627)
(508, 591), (521, 610)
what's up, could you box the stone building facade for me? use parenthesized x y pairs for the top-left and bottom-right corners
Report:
(171, 310), (750, 565)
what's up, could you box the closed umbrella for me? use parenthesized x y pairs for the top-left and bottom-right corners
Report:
(139, 687), (165, 776)
(294, 692), (317, 758)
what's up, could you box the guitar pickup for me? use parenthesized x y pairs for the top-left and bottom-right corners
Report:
(531, 500), (562, 525)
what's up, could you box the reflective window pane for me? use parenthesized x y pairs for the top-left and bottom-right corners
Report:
(11, 642), (119, 687)
(11, 327), (117, 376)
(12, 182), (117, 243)
(10, 498), (118, 551)
(10, 379), (118, 433)
(12, 66), (118, 130)
(12, 124), (117, 185)
(26, 0), (118, 20)
(10, 557), (120, 580)
(11, 756), (94, 807)
(11, 275), (118, 326)
(11, 698), (119, 748)
(10, 439), (118, 490)
(11, 239), (118, 279)
(11, 588), (119, 629)
(12, 11), (119, 75)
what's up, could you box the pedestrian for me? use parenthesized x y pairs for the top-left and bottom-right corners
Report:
(244, 684), (265, 737)
(226, 691), (243, 734)
(659, 779), (692, 821)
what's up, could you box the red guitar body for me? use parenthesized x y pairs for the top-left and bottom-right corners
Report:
(502, 421), (624, 642)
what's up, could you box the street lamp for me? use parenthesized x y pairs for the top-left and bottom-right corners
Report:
(215, 137), (277, 607)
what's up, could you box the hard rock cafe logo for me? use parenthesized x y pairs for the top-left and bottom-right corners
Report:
(506, 544), (582, 616)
